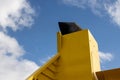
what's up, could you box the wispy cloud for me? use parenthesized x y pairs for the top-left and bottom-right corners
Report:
(105, 0), (120, 27)
(99, 51), (113, 63)
(62, 0), (120, 27)
(0, 0), (38, 80)
(0, 0), (35, 32)
(62, 0), (107, 15)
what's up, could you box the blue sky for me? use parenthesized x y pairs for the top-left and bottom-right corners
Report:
(0, 0), (120, 80)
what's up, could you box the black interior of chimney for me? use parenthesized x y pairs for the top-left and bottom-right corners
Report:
(58, 22), (82, 35)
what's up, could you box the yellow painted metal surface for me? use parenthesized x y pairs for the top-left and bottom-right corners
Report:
(96, 68), (120, 80)
(88, 31), (101, 80)
(56, 30), (100, 80)
(26, 53), (60, 80)
(26, 29), (101, 80)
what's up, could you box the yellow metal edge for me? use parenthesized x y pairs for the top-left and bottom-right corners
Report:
(26, 53), (60, 80)
(87, 30), (101, 80)
(57, 32), (62, 52)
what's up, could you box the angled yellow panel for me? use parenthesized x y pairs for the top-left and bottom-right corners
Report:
(26, 53), (60, 80)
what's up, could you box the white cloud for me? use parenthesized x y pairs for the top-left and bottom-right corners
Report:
(105, 0), (120, 26)
(0, 0), (35, 32)
(0, 32), (39, 80)
(0, 32), (24, 57)
(62, 0), (120, 27)
(99, 51), (113, 63)
(62, 0), (106, 15)
(63, 0), (88, 8)
(62, 0), (98, 9)
(0, 0), (39, 80)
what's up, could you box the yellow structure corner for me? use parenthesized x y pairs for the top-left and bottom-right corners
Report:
(26, 29), (101, 80)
